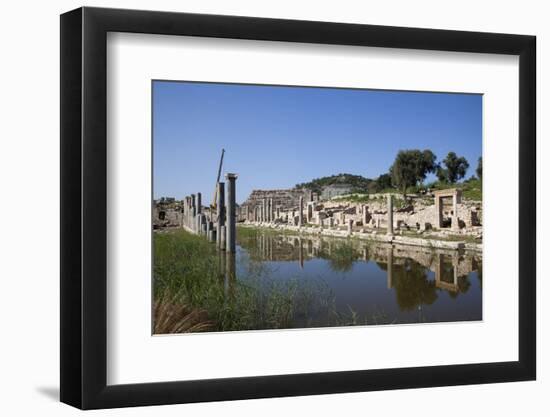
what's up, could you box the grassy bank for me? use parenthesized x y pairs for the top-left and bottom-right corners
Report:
(153, 229), (334, 333)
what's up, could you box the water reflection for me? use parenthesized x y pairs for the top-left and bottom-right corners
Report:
(233, 229), (482, 326)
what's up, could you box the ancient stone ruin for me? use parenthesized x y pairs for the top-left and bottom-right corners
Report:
(153, 180), (482, 252)
(237, 186), (482, 251)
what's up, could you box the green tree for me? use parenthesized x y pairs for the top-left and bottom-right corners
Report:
(436, 152), (470, 183)
(476, 156), (482, 180)
(367, 173), (393, 193)
(390, 149), (437, 196)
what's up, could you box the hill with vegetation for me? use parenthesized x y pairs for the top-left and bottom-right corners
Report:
(295, 173), (372, 194)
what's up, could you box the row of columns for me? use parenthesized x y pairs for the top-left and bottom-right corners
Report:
(182, 173), (237, 253)
(243, 193), (395, 237)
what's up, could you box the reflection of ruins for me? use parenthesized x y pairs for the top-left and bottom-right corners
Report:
(238, 231), (481, 288)
(236, 230), (481, 314)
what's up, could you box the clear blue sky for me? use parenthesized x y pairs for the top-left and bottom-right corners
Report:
(153, 81), (482, 205)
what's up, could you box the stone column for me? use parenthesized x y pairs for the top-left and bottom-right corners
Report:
(387, 194), (394, 236)
(363, 205), (370, 226)
(183, 196), (187, 228)
(269, 198), (273, 222)
(196, 192), (202, 215)
(216, 182), (225, 248)
(191, 194), (196, 217)
(220, 225), (226, 251)
(225, 173), (237, 253)
(435, 195), (442, 229)
(307, 202), (314, 223)
(451, 192), (459, 231)
(298, 196), (304, 227)
(347, 219), (353, 236)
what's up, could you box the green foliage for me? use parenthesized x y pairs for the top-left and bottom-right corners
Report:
(295, 173), (373, 194)
(421, 178), (482, 201)
(326, 243), (358, 272)
(436, 152), (470, 183)
(367, 173), (393, 193)
(332, 194), (370, 203)
(391, 259), (437, 311)
(390, 149), (437, 196)
(460, 178), (482, 201)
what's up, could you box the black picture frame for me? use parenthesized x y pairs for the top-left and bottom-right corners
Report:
(60, 6), (536, 410)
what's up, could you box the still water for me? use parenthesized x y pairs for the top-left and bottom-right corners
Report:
(230, 228), (482, 328)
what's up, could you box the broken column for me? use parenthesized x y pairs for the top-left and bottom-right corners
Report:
(387, 194), (394, 236)
(225, 173), (237, 253)
(347, 219), (353, 236)
(216, 182), (225, 248)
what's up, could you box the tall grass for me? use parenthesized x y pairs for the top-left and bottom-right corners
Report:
(153, 229), (334, 332)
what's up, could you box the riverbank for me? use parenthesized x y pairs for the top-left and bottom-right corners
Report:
(153, 228), (339, 333)
(239, 221), (482, 252)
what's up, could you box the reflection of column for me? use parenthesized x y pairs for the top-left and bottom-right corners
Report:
(299, 238), (304, 269)
(387, 194), (394, 236)
(453, 252), (459, 286)
(387, 246), (393, 289)
(435, 253), (459, 292)
(225, 173), (237, 253)
(435, 253), (443, 286)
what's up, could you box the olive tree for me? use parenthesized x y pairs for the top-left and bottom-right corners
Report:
(436, 152), (470, 183)
(390, 149), (437, 197)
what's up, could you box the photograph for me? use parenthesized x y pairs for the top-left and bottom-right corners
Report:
(152, 80), (483, 334)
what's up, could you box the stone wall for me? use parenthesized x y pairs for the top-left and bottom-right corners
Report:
(153, 206), (182, 228)
(241, 188), (311, 211)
